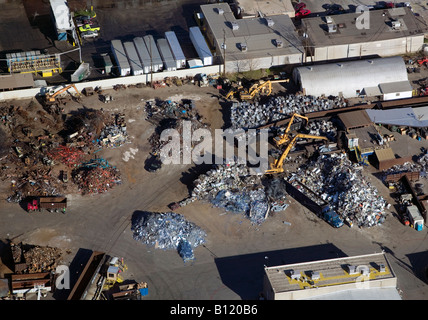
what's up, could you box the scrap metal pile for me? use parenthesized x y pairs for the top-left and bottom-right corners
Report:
(0, 101), (127, 201)
(179, 163), (288, 225)
(11, 242), (63, 274)
(229, 94), (348, 129)
(131, 211), (207, 262)
(290, 153), (387, 227)
(145, 99), (210, 158)
(72, 158), (122, 195)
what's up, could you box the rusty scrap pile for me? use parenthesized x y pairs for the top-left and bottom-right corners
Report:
(72, 158), (122, 195)
(0, 101), (126, 202)
(11, 242), (63, 274)
(48, 145), (84, 168)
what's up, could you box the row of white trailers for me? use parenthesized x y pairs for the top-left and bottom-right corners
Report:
(111, 27), (213, 77)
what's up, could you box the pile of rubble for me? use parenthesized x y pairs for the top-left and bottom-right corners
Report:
(229, 95), (348, 129)
(179, 163), (287, 225)
(290, 153), (387, 227)
(131, 211), (206, 262)
(72, 158), (122, 195)
(145, 99), (210, 160)
(11, 242), (63, 274)
(0, 101), (127, 202)
(98, 113), (129, 148)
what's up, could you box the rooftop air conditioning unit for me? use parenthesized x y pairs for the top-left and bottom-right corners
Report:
(266, 18), (274, 27)
(392, 20), (402, 29)
(217, 8), (224, 15)
(326, 16), (333, 24)
(348, 265), (358, 275)
(379, 264), (386, 272)
(289, 269), (301, 280)
(328, 24), (337, 33)
(275, 39), (283, 48)
(311, 271), (320, 280)
(240, 43), (247, 51)
(231, 22), (239, 30)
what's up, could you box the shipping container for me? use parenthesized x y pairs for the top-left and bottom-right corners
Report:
(189, 26), (213, 66)
(157, 38), (177, 72)
(143, 35), (164, 72)
(103, 54), (113, 74)
(165, 31), (186, 69)
(133, 37), (152, 74)
(123, 41), (145, 76)
(111, 40), (131, 77)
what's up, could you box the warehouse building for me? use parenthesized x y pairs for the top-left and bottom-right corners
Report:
(263, 252), (400, 300)
(293, 56), (413, 99)
(199, 3), (304, 72)
(302, 7), (426, 63)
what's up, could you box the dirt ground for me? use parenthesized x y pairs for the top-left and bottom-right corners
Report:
(0, 82), (428, 301)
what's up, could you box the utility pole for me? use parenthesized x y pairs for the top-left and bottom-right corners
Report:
(222, 29), (226, 77)
(149, 36), (153, 88)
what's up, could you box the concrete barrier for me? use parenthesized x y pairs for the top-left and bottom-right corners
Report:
(0, 64), (223, 101)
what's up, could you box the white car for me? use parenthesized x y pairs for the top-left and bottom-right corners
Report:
(81, 30), (98, 39)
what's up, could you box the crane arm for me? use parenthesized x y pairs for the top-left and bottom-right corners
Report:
(266, 133), (329, 174)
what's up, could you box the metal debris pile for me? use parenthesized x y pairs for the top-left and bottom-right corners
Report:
(145, 99), (210, 158)
(229, 95), (347, 129)
(291, 153), (387, 227)
(0, 101), (127, 202)
(72, 158), (122, 195)
(179, 163), (287, 225)
(98, 113), (129, 148)
(131, 212), (207, 262)
(11, 242), (63, 274)
(303, 120), (337, 142)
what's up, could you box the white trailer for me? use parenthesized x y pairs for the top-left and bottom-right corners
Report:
(123, 41), (145, 76)
(133, 37), (152, 74)
(157, 38), (177, 72)
(189, 26), (212, 66)
(165, 31), (186, 69)
(111, 40), (131, 77)
(143, 35), (164, 72)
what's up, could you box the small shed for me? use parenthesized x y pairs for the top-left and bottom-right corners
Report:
(379, 80), (413, 101)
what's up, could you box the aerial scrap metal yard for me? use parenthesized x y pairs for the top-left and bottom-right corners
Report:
(1, 0), (428, 304)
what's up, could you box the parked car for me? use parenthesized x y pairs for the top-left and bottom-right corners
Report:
(295, 8), (311, 18)
(81, 30), (98, 39)
(294, 2), (306, 12)
(79, 24), (100, 33)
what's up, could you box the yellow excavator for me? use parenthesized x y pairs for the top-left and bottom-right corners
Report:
(265, 133), (329, 175)
(226, 79), (289, 101)
(45, 84), (81, 105)
(273, 113), (309, 148)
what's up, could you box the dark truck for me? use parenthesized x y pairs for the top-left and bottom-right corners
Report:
(286, 177), (344, 228)
(27, 196), (67, 213)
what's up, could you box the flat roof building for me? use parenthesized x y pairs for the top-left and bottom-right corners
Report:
(302, 7), (426, 62)
(237, 0), (295, 18)
(263, 252), (400, 300)
(200, 3), (304, 73)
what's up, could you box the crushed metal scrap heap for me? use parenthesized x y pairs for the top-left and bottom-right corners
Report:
(290, 153), (387, 228)
(131, 211), (207, 262)
(229, 94), (347, 129)
(181, 163), (287, 225)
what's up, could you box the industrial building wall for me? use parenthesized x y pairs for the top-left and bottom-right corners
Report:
(225, 53), (302, 73)
(313, 36), (424, 62)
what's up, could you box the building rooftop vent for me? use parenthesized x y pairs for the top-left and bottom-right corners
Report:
(326, 16), (333, 24)
(266, 17), (274, 27)
(217, 8), (224, 15)
(231, 22), (239, 30)
(240, 43), (247, 51)
(274, 39), (283, 48)
(311, 271), (320, 280)
(289, 269), (301, 280)
(379, 264), (386, 273)
(328, 24), (337, 33)
(391, 20), (402, 29)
